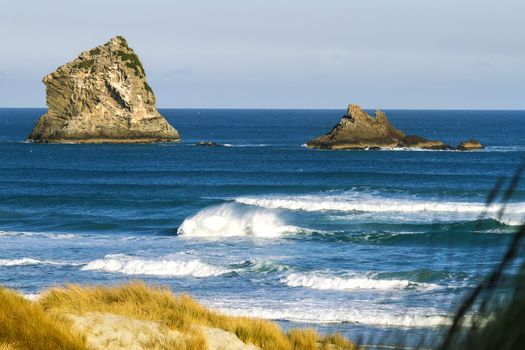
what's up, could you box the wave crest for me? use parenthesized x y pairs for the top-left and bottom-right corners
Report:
(178, 203), (298, 237)
(81, 254), (228, 277)
(213, 304), (451, 327)
(235, 192), (525, 225)
(0, 258), (77, 267)
(283, 273), (439, 291)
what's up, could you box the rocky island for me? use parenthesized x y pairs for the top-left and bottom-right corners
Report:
(28, 36), (180, 143)
(306, 104), (483, 151)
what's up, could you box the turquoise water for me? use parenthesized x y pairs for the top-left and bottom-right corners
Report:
(1, 108), (524, 345)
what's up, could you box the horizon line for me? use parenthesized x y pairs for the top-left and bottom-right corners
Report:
(1, 106), (525, 112)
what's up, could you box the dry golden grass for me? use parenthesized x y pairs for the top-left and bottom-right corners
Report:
(288, 329), (318, 349)
(0, 344), (18, 350)
(0, 282), (357, 350)
(320, 333), (358, 350)
(0, 287), (87, 350)
(38, 282), (288, 349)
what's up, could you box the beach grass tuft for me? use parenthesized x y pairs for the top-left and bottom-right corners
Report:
(288, 329), (318, 349)
(0, 282), (357, 350)
(38, 281), (357, 349)
(0, 287), (87, 350)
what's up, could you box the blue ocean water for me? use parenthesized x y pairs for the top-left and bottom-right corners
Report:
(1, 108), (524, 345)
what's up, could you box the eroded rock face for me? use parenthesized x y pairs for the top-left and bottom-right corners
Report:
(307, 104), (480, 151)
(28, 36), (180, 143)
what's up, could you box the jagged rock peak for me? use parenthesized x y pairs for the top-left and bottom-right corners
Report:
(306, 104), (482, 151)
(28, 36), (180, 143)
(306, 104), (406, 150)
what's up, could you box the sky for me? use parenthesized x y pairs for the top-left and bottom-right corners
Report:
(0, 0), (524, 109)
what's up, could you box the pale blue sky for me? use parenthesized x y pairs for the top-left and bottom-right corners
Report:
(0, 0), (524, 109)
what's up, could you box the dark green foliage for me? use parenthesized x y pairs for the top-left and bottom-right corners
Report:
(73, 59), (94, 70)
(116, 36), (128, 47)
(114, 50), (145, 77)
(89, 47), (101, 55)
(144, 82), (153, 94)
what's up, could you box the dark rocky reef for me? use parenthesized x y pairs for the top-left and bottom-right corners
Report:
(306, 104), (483, 151)
(196, 141), (222, 147)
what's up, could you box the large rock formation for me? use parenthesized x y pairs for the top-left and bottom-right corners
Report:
(28, 36), (180, 143)
(306, 104), (482, 151)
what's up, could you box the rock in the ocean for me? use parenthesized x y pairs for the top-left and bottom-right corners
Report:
(28, 36), (180, 143)
(398, 135), (453, 150)
(306, 105), (405, 150)
(457, 139), (484, 150)
(196, 141), (222, 147)
(307, 104), (476, 151)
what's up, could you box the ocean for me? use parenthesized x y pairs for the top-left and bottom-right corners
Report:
(1, 108), (524, 346)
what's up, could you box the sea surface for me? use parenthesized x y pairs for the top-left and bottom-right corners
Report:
(1, 108), (524, 346)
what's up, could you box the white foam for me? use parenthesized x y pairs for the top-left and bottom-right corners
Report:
(23, 293), (42, 301)
(484, 145), (525, 152)
(213, 304), (451, 327)
(223, 143), (270, 148)
(178, 203), (298, 237)
(283, 273), (439, 291)
(0, 231), (80, 239)
(0, 258), (77, 267)
(235, 192), (525, 225)
(381, 147), (457, 152)
(81, 254), (228, 278)
(385, 145), (525, 153)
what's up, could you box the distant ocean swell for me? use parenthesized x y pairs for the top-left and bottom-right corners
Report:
(234, 192), (525, 226)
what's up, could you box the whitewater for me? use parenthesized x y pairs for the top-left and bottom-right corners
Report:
(1, 108), (524, 346)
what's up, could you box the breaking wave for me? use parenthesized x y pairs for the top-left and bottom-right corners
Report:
(177, 203), (299, 237)
(214, 304), (451, 327)
(235, 192), (525, 225)
(81, 254), (228, 277)
(230, 258), (290, 274)
(283, 273), (440, 291)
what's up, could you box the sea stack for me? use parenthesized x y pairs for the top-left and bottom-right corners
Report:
(307, 104), (481, 151)
(306, 104), (407, 150)
(28, 36), (180, 143)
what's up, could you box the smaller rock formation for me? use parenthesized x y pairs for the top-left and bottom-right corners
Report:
(398, 135), (453, 150)
(457, 139), (484, 151)
(196, 141), (222, 147)
(306, 105), (405, 150)
(28, 36), (180, 143)
(306, 104), (482, 151)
